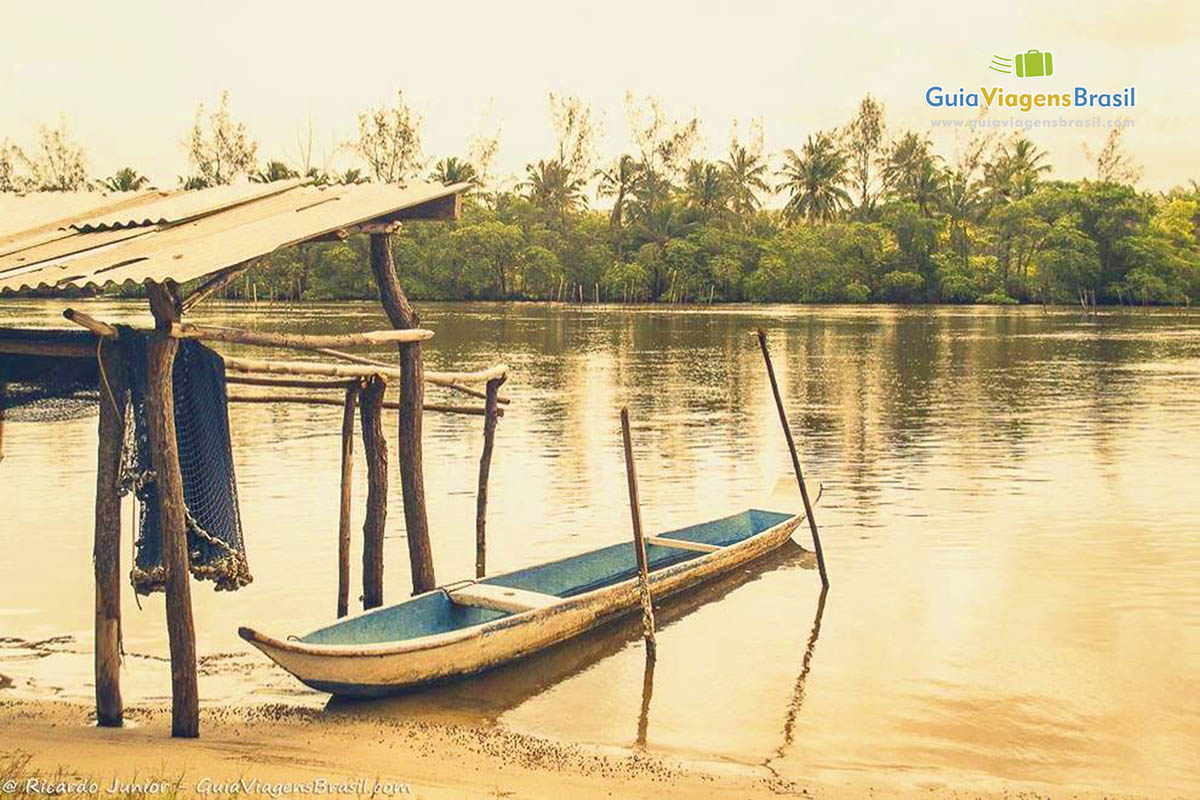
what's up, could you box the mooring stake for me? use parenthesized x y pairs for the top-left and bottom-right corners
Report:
(755, 329), (829, 588)
(620, 407), (657, 659)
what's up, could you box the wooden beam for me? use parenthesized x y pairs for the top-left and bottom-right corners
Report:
(620, 407), (656, 660)
(474, 375), (506, 578)
(181, 263), (253, 313)
(169, 323), (434, 348)
(360, 375), (387, 610)
(310, 347), (511, 404)
(0, 337), (96, 359)
(225, 374), (357, 390)
(144, 282), (199, 738)
(368, 232), (435, 595)
(93, 338), (126, 727)
(64, 308), (118, 339)
(337, 383), (359, 618)
(225, 393), (490, 417)
(644, 536), (720, 553)
(221, 354), (508, 389)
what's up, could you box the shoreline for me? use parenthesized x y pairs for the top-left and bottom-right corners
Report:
(0, 698), (1165, 800)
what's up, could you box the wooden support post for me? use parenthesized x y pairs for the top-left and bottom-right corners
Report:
(144, 282), (199, 738)
(337, 382), (359, 618)
(368, 233), (435, 594)
(754, 329), (829, 588)
(474, 375), (506, 578)
(93, 339), (127, 727)
(619, 407), (656, 660)
(360, 375), (387, 610)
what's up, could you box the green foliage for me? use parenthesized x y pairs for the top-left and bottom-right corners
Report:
(878, 270), (925, 302)
(976, 289), (1019, 305)
(40, 91), (1193, 307)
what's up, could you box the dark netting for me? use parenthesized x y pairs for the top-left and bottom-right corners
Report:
(120, 328), (251, 594)
(0, 326), (250, 594)
(0, 330), (100, 422)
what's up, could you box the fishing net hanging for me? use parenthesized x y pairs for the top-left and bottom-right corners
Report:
(0, 327), (251, 593)
(119, 328), (251, 594)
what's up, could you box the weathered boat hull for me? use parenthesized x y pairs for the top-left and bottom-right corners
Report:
(239, 509), (803, 697)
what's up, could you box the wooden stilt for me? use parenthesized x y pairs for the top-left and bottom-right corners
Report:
(474, 375), (506, 578)
(144, 282), (199, 738)
(754, 329), (829, 588)
(368, 233), (435, 594)
(619, 407), (657, 660)
(93, 339), (127, 727)
(337, 383), (359, 618)
(360, 375), (387, 610)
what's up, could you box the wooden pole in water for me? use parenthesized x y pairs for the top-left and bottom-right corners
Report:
(337, 382), (359, 618)
(93, 338), (127, 727)
(619, 407), (657, 660)
(754, 329), (829, 588)
(144, 282), (200, 738)
(360, 375), (388, 610)
(474, 375), (506, 578)
(368, 233), (436, 594)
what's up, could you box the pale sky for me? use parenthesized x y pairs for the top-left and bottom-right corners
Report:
(2, 0), (1197, 193)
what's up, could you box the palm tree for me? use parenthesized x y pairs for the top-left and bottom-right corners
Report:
(520, 159), (587, 224)
(250, 160), (299, 183)
(941, 168), (980, 264)
(97, 167), (150, 192)
(682, 160), (728, 217)
(983, 136), (1052, 204)
(909, 158), (948, 216)
(595, 154), (642, 228)
(429, 156), (479, 187)
(1005, 137), (1052, 198)
(777, 133), (851, 223)
(720, 145), (771, 217)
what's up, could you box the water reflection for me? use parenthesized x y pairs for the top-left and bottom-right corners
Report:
(1, 301), (1198, 796)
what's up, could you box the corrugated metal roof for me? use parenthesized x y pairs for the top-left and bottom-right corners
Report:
(0, 180), (466, 294)
(71, 180), (303, 231)
(0, 190), (161, 243)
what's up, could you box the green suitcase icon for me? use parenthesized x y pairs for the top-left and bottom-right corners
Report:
(1015, 49), (1053, 78)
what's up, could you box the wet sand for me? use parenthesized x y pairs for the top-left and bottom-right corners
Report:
(0, 698), (1162, 800)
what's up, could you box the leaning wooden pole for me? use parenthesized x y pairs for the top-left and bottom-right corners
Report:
(368, 233), (435, 594)
(93, 339), (127, 727)
(337, 382), (359, 618)
(754, 329), (829, 588)
(144, 283), (200, 738)
(620, 407), (657, 660)
(360, 376), (388, 610)
(474, 375), (506, 578)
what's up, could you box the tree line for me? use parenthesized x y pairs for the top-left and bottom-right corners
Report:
(4, 91), (1198, 306)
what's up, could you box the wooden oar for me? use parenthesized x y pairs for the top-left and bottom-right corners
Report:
(755, 329), (829, 588)
(620, 406), (657, 660)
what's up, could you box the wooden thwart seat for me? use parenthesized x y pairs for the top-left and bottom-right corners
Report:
(448, 583), (559, 614)
(645, 536), (721, 553)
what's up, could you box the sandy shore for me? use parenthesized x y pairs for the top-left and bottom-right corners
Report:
(0, 698), (1165, 800)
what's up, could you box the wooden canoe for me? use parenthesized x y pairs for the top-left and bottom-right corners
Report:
(239, 508), (803, 697)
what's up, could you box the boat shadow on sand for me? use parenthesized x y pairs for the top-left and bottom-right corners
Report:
(320, 540), (826, 741)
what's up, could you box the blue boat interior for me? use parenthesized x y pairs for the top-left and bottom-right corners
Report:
(299, 508), (791, 646)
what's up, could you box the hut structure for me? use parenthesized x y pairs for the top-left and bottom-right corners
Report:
(0, 180), (509, 737)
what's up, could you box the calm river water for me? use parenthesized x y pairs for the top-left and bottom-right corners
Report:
(1, 301), (1197, 796)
